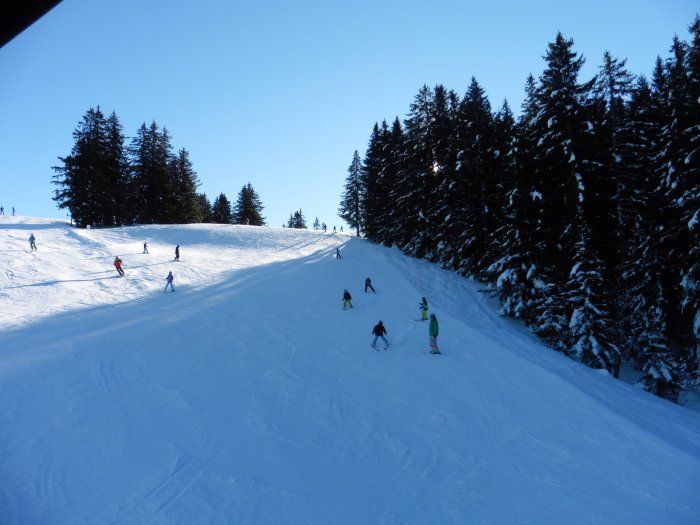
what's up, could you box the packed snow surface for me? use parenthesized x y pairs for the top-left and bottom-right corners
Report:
(1, 217), (699, 524)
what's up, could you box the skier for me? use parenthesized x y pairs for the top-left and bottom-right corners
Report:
(335, 247), (342, 259)
(340, 226), (343, 232)
(429, 313), (440, 354)
(371, 320), (389, 350)
(114, 256), (125, 276)
(164, 271), (175, 292)
(419, 297), (429, 320)
(0, 206), (4, 215)
(342, 289), (353, 309)
(143, 242), (149, 254)
(174, 244), (180, 261)
(333, 225), (336, 232)
(322, 223), (327, 232)
(28, 233), (37, 251)
(11, 207), (15, 216)
(364, 277), (376, 293)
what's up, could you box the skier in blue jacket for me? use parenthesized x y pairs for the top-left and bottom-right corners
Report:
(164, 271), (175, 292)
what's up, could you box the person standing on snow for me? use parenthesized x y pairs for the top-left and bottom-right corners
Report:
(371, 320), (389, 350)
(429, 313), (440, 354)
(164, 271), (175, 292)
(174, 244), (180, 261)
(143, 242), (149, 254)
(114, 256), (125, 276)
(335, 247), (342, 259)
(419, 297), (429, 320)
(0, 206), (4, 215)
(342, 289), (353, 309)
(12, 207), (15, 216)
(364, 277), (376, 293)
(28, 233), (37, 251)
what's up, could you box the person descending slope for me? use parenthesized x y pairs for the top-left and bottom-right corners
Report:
(143, 242), (149, 254)
(364, 277), (376, 293)
(335, 247), (342, 259)
(342, 289), (353, 309)
(28, 233), (37, 251)
(371, 320), (389, 350)
(419, 297), (429, 320)
(429, 313), (440, 354)
(114, 256), (125, 277)
(164, 271), (175, 292)
(174, 244), (180, 261)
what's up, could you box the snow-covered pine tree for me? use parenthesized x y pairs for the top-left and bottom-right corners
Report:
(232, 183), (266, 226)
(211, 192), (232, 224)
(338, 150), (363, 236)
(566, 210), (621, 377)
(527, 33), (593, 351)
(678, 17), (700, 370)
(655, 36), (698, 371)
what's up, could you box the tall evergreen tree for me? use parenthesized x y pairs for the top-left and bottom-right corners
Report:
(169, 148), (201, 223)
(339, 150), (364, 236)
(52, 107), (129, 228)
(211, 192), (232, 224)
(196, 193), (213, 223)
(232, 183), (266, 226)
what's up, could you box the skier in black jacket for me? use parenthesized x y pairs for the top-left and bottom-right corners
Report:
(371, 321), (389, 350)
(364, 277), (376, 293)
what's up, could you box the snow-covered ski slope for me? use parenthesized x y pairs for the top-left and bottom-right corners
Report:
(1, 217), (699, 524)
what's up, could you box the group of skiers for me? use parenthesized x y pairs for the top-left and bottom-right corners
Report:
(112, 243), (180, 292)
(0, 206), (15, 216)
(340, 264), (440, 354)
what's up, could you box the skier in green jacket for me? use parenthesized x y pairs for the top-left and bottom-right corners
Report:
(429, 313), (440, 354)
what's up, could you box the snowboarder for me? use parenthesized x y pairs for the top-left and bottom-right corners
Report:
(28, 233), (37, 251)
(143, 242), (149, 254)
(342, 289), (353, 309)
(335, 248), (342, 259)
(174, 244), (180, 261)
(114, 256), (125, 276)
(419, 297), (429, 320)
(364, 277), (376, 293)
(429, 313), (440, 354)
(371, 320), (389, 350)
(164, 271), (175, 292)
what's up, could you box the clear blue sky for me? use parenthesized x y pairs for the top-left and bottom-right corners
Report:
(0, 0), (697, 227)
